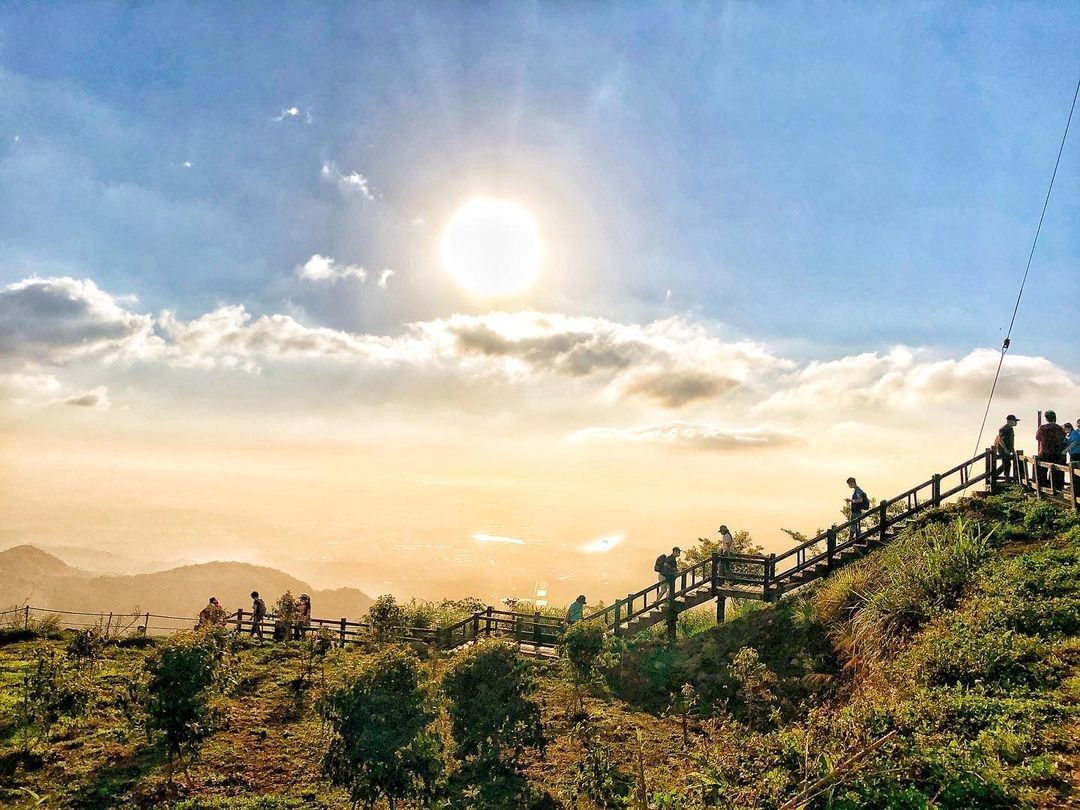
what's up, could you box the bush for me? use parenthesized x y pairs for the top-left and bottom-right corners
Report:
(143, 632), (222, 778)
(367, 594), (407, 643)
(318, 645), (443, 809)
(17, 643), (90, 749)
(563, 621), (606, 713)
(273, 591), (300, 641)
(442, 640), (545, 765)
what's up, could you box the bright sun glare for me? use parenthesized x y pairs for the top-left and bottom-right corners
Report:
(440, 197), (543, 296)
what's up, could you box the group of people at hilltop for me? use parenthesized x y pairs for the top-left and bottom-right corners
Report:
(195, 591), (311, 640)
(996, 410), (1080, 488)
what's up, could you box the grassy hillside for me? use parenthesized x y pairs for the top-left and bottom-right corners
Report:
(0, 490), (1076, 808)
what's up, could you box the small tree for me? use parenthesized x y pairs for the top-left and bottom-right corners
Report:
(318, 646), (443, 809)
(562, 620), (606, 714)
(569, 720), (633, 808)
(727, 647), (777, 730)
(442, 640), (544, 769)
(274, 591), (300, 641)
(144, 633), (221, 782)
(19, 643), (88, 751)
(367, 594), (407, 643)
(665, 683), (699, 749)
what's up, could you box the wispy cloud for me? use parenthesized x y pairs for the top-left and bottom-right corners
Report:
(571, 422), (798, 451)
(272, 105), (312, 123)
(296, 254), (367, 284)
(320, 161), (376, 200)
(472, 533), (526, 545)
(377, 269), (395, 289)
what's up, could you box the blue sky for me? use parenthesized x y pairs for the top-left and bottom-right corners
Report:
(2, 2), (1077, 358)
(1, 3), (1078, 597)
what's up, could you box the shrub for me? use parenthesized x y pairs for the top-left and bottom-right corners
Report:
(569, 721), (632, 807)
(727, 647), (778, 730)
(318, 645), (443, 809)
(18, 643), (89, 749)
(273, 591), (300, 641)
(143, 632), (222, 779)
(562, 620), (606, 713)
(367, 594), (407, 643)
(442, 640), (545, 765)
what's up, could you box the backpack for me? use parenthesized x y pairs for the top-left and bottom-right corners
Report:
(654, 554), (668, 573)
(852, 487), (869, 510)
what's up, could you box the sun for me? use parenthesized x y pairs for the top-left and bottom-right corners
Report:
(440, 197), (543, 296)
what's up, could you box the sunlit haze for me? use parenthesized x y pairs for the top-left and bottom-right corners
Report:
(0, 3), (1077, 610)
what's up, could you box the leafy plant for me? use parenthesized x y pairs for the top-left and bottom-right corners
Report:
(727, 647), (777, 730)
(366, 594), (407, 643)
(562, 620), (606, 714)
(143, 632), (222, 781)
(318, 645), (444, 810)
(273, 591), (300, 641)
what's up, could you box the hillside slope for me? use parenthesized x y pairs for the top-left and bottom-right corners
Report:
(0, 491), (1076, 808)
(0, 546), (373, 621)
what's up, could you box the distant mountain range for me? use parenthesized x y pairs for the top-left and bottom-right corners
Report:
(0, 545), (374, 623)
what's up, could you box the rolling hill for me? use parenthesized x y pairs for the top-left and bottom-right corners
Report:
(0, 545), (373, 622)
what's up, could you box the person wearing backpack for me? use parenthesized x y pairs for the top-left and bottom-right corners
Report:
(654, 547), (681, 599)
(845, 478), (869, 540)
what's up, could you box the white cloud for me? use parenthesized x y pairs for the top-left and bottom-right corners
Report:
(377, 269), (394, 289)
(571, 422), (797, 451)
(472, 533), (525, 545)
(272, 106), (311, 123)
(757, 347), (1078, 414)
(296, 254), (368, 284)
(62, 385), (109, 410)
(0, 370), (62, 405)
(320, 161), (376, 200)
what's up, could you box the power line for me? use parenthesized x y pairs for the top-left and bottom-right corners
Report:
(973, 73), (1080, 455)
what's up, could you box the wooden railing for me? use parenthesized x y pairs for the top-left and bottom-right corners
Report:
(584, 448), (1005, 635)
(1015, 451), (1080, 512)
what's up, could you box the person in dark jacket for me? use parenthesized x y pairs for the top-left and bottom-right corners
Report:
(294, 593), (312, 640)
(249, 591), (267, 639)
(995, 414), (1019, 482)
(1036, 410), (1067, 489)
(845, 477), (869, 539)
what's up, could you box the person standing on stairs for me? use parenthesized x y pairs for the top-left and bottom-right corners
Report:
(1036, 410), (1067, 489)
(1064, 422), (1080, 469)
(995, 415), (1019, 482)
(565, 594), (587, 625)
(845, 477), (868, 540)
(655, 546), (681, 599)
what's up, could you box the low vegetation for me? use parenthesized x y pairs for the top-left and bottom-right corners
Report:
(0, 490), (1076, 807)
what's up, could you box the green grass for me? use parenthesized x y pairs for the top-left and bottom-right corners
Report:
(0, 491), (1076, 808)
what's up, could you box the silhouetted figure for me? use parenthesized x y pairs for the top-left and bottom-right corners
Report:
(995, 414), (1019, 482)
(249, 591), (266, 639)
(845, 477), (868, 540)
(655, 546), (681, 599)
(294, 593), (311, 640)
(566, 594), (587, 625)
(1036, 410), (1067, 489)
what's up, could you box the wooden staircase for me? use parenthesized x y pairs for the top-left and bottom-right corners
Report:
(581, 449), (1012, 638)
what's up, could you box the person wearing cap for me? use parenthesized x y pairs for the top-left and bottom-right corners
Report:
(845, 477), (869, 540)
(718, 525), (735, 555)
(995, 415), (1019, 482)
(1036, 410), (1067, 489)
(565, 594), (587, 625)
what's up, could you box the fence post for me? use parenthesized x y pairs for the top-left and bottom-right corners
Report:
(143, 612), (150, 636)
(1034, 459), (1043, 498)
(338, 617), (347, 645)
(613, 599), (622, 637)
(24, 605), (30, 630)
(105, 612), (113, 639)
(715, 594), (726, 624)
(235, 607), (244, 634)
(1072, 465), (1079, 513)
(471, 611), (480, 642)
(878, 501), (888, 544)
(932, 473), (941, 507)
(710, 552), (719, 593)
(484, 606), (493, 638)
(533, 611), (541, 646)
(826, 525), (836, 568)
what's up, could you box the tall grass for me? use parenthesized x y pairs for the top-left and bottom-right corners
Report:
(812, 518), (992, 663)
